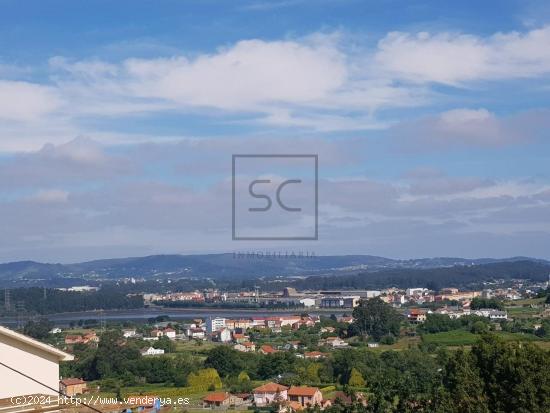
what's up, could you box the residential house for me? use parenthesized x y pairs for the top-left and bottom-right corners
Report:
(253, 383), (288, 406)
(140, 347), (165, 356)
(232, 333), (248, 343)
(332, 391), (367, 407)
(213, 328), (232, 343)
(150, 329), (163, 338)
(122, 329), (137, 338)
(82, 331), (98, 343)
(188, 328), (206, 340)
(59, 378), (87, 396)
(163, 327), (176, 339)
(234, 342), (256, 352)
(287, 387), (323, 408)
(203, 392), (244, 408)
(260, 344), (277, 354)
(64, 335), (84, 345)
(407, 309), (428, 324)
(0, 325), (73, 399)
(323, 336), (348, 348)
(304, 351), (326, 360)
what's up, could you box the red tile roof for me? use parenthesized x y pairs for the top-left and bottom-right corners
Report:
(203, 392), (229, 402)
(260, 344), (277, 353)
(288, 386), (320, 397)
(254, 383), (289, 393)
(60, 378), (86, 386)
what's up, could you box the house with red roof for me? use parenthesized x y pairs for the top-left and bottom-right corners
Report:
(304, 351), (326, 359)
(288, 386), (323, 408)
(260, 344), (277, 354)
(253, 383), (288, 406)
(59, 378), (87, 396)
(202, 392), (245, 408)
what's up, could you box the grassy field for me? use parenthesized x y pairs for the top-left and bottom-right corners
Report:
(422, 330), (542, 346)
(506, 306), (542, 318)
(362, 335), (421, 351)
(505, 297), (546, 306)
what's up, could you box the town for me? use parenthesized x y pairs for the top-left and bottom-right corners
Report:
(2, 279), (549, 413)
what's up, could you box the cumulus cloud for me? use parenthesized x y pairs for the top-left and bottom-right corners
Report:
(375, 26), (550, 85)
(0, 27), (549, 150)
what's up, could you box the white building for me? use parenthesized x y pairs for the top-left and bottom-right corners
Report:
(122, 329), (136, 338)
(141, 347), (165, 356)
(215, 328), (232, 343)
(299, 298), (316, 307)
(0, 325), (73, 399)
(187, 328), (206, 340)
(163, 328), (176, 339)
(253, 383), (288, 406)
(207, 317), (226, 333)
(406, 288), (426, 296)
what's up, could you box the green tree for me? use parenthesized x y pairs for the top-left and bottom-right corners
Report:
(351, 297), (401, 341)
(435, 349), (489, 413)
(347, 368), (365, 387)
(23, 318), (53, 340)
(471, 335), (550, 413)
(471, 321), (489, 334)
(153, 336), (175, 353)
(204, 346), (243, 377)
(238, 371), (250, 382)
(187, 368), (222, 390)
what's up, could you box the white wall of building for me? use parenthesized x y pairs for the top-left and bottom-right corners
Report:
(0, 334), (61, 398)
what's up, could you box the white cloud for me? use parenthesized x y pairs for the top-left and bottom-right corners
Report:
(0, 80), (61, 121)
(0, 27), (547, 151)
(375, 26), (550, 85)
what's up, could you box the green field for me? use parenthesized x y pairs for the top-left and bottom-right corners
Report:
(422, 330), (542, 346)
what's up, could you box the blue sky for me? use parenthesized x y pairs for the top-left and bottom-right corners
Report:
(0, 0), (549, 262)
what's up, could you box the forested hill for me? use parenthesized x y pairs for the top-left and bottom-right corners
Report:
(288, 260), (550, 291)
(0, 253), (547, 282)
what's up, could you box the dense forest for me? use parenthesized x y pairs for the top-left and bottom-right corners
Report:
(0, 287), (143, 315)
(288, 260), (550, 291)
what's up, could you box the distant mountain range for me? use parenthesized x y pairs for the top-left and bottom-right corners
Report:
(0, 254), (548, 283)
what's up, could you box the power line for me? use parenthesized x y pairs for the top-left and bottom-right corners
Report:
(0, 360), (104, 413)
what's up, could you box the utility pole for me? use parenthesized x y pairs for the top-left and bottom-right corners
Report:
(4, 289), (11, 312)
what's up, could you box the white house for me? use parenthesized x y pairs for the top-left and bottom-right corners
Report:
(187, 328), (206, 340)
(217, 328), (232, 343)
(122, 329), (136, 338)
(253, 383), (288, 406)
(0, 325), (73, 399)
(163, 328), (176, 339)
(140, 347), (165, 356)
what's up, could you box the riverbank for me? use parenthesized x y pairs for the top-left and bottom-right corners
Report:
(0, 306), (350, 326)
